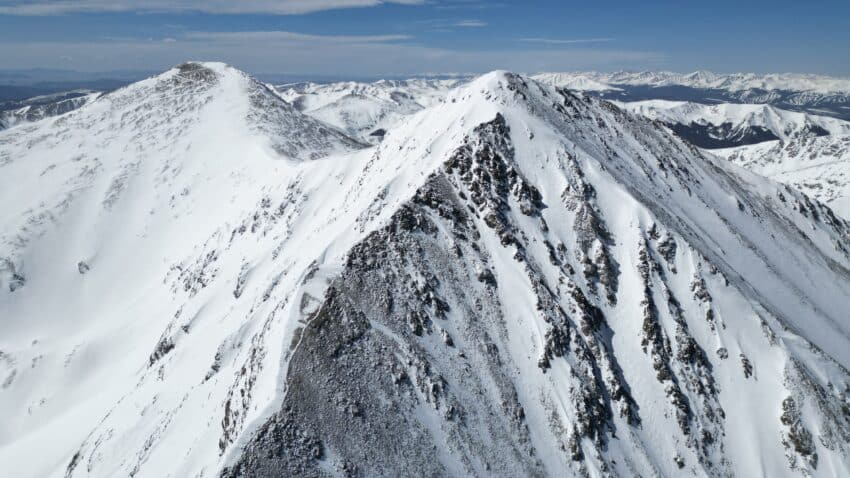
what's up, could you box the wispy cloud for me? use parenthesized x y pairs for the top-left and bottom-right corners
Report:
(412, 17), (488, 32)
(0, 0), (425, 15)
(518, 38), (616, 45)
(453, 20), (487, 27)
(435, 0), (505, 10)
(183, 31), (412, 43)
(0, 30), (662, 76)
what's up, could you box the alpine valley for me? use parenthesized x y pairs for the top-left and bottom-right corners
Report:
(2, 62), (850, 478)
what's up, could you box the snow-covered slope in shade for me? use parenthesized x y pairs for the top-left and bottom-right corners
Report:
(274, 78), (467, 143)
(714, 134), (850, 219)
(0, 90), (101, 130)
(2, 66), (850, 478)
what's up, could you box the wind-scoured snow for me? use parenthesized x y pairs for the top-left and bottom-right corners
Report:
(1, 64), (850, 478)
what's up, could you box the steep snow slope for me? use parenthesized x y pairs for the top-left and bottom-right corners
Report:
(2, 67), (850, 478)
(618, 100), (850, 147)
(714, 135), (850, 219)
(275, 78), (467, 143)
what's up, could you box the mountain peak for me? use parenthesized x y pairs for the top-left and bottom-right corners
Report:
(465, 69), (530, 95)
(177, 60), (231, 71)
(170, 61), (229, 83)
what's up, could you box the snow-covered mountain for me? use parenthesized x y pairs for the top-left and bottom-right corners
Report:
(2, 64), (850, 478)
(0, 61), (370, 477)
(616, 100), (850, 148)
(536, 71), (850, 121)
(274, 78), (467, 143)
(714, 134), (850, 219)
(0, 90), (101, 130)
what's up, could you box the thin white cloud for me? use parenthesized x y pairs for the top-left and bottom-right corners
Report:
(0, 0), (424, 15)
(518, 38), (616, 45)
(454, 20), (487, 27)
(0, 30), (662, 76)
(183, 31), (412, 43)
(435, 0), (504, 10)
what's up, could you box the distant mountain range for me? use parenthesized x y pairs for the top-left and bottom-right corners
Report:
(614, 100), (850, 148)
(535, 71), (850, 121)
(0, 90), (101, 130)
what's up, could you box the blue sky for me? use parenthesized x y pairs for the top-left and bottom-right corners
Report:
(0, 0), (848, 78)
